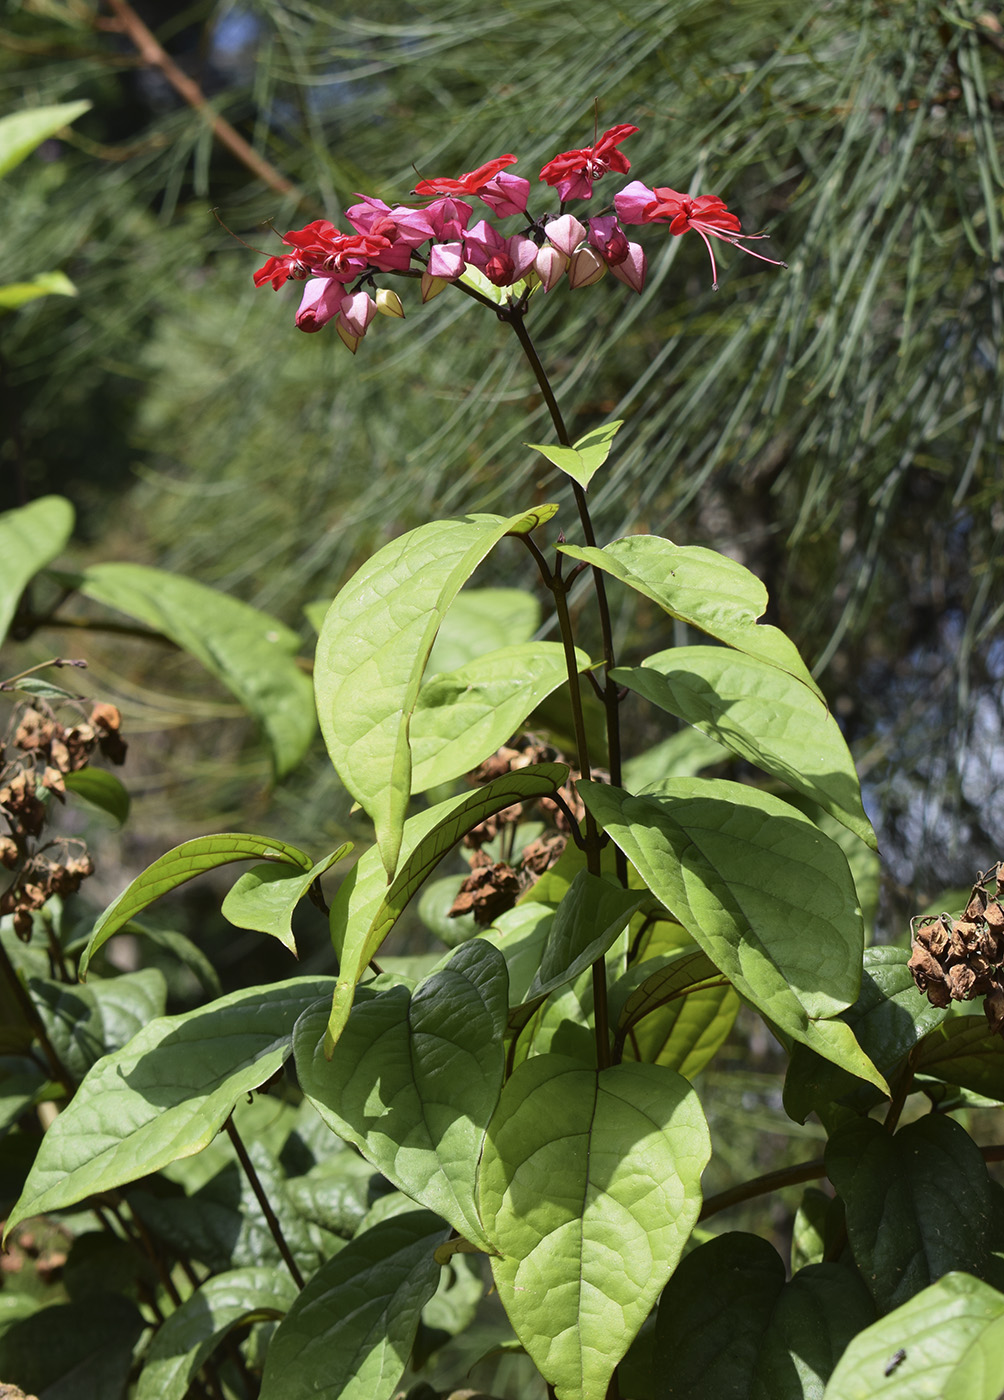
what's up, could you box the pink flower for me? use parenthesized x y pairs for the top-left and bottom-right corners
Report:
(422, 196), (473, 243)
(567, 247), (606, 289)
(462, 220), (537, 288)
(294, 278), (346, 332)
(609, 242), (647, 293)
(539, 124), (638, 202)
(615, 181), (786, 289)
(427, 241), (465, 280)
(344, 196), (433, 269)
(478, 171), (530, 218)
(414, 155), (519, 199)
(587, 214), (630, 267)
(535, 244), (568, 292)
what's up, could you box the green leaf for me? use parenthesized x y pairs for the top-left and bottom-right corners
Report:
(621, 727), (728, 790)
(614, 647), (874, 847)
(915, 1015), (1004, 1103)
(426, 587), (540, 675)
(221, 844), (352, 954)
(784, 947), (952, 1125)
(612, 949), (739, 1078)
(526, 420), (624, 490)
(0, 270), (77, 311)
(792, 1187), (846, 1273)
(479, 1055), (710, 1400)
(136, 1266), (298, 1400)
(80, 832), (313, 977)
(825, 1115), (994, 1313)
(62, 766), (130, 824)
(822, 1272), (1004, 1399)
(314, 507), (556, 874)
(0, 495), (74, 644)
(579, 779), (886, 1092)
(527, 870), (644, 1001)
(325, 763), (566, 1049)
(74, 562), (315, 776)
(30, 968), (167, 1080)
(480, 901), (556, 1005)
(654, 1233), (874, 1399)
(4, 975), (334, 1236)
(0, 1293), (143, 1400)
(410, 642), (589, 792)
(296, 939), (508, 1248)
(0, 101), (91, 179)
(559, 537), (825, 701)
(259, 1209), (449, 1400)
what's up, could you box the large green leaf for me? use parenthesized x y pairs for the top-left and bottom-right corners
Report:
(221, 844), (352, 953)
(73, 562), (315, 776)
(4, 975), (334, 1236)
(0, 495), (74, 644)
(30, 968), (166, 1081)
(915, 1015), (1004, 1103)
(479, 1055), (710, 1400)
(613, 949), (740, 1078)
(325, 763), (566, 1049)
(410, 641), (589, 792)
(559, 537), (824, 700)
(80, 832), (312, 977)
(784, 947), (953, 1126)
(0, 1292), (143, 1400)
(614, 646), (874, 847)
(0, 101), (91, 179)
(136, 1266), (298, 1400)
(825, 1115), (994, 1314)
(654, 1233), (874, 1399)
(425, 586), (540, 675)
(579, 779), (886, 1091)
(822, 1272), (1004, 1400)
(314, 506), (556, 874)
(259, 1209), (449, 1400)
(295, 939), (507, 1248)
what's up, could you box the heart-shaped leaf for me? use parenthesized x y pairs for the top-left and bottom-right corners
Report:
(295, 939), (508, 1248)
(479, 1055), (710, 1400)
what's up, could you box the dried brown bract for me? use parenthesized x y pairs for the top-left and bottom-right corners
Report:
(908, 861), (1004, 1036)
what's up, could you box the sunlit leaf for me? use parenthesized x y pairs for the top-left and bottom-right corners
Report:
(559, 537), (824, 700)
(80, 832), (312, 976)
(73, 563), (315, 776)
(314, 506), (556, 873)
(580, 779), (886, 1091)
(410, 642), (588, 791)
(426, 587), (540, 675)
(221, 844), (352, 954)
(614, 646), (874, 846)
(296, 939), (507, 1248)
(479, 1055), (710, 1400)
(0, 495), (74, 645)
(526, 420), (624, 490)
(3, 975), (334, 1236)
(0, 101), (91, 178)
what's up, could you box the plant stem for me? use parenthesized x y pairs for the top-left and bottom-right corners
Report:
(225, 1115), (305, 1289)
(699, 1159), (827, 1220)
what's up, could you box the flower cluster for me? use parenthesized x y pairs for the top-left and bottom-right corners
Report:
(909, 863), (1004, 1035)
(253, 123), (785, 349)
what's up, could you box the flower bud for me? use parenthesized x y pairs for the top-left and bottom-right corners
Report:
(335, 322), (361, 354)
(609, 242), (647, 293)
(421, 272), (449, 303)
(567, 246), (606, 289)
(535, 245), (568, 292)
(545, 213), (587, 257)
(376, 288), (405, 318)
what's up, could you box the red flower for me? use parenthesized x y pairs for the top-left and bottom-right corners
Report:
(252, 221), (391, 289)
(413, 155), (519, 199)
(538, 124), (638, 202)
(614, 180), (786, 289)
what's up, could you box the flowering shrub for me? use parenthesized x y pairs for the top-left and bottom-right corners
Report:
(253, 124), (785, 347)
(4, 117), (1004, 1400)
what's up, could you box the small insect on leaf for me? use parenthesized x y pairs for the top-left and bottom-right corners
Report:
(884, 1348), (906, 1377)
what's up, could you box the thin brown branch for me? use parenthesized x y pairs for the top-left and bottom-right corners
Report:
(98, 0), (311, 209)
